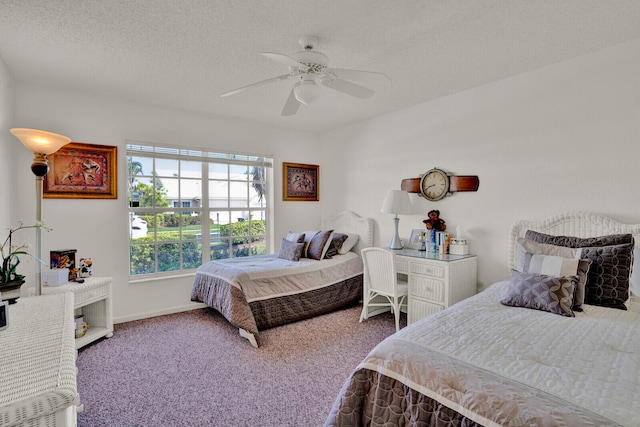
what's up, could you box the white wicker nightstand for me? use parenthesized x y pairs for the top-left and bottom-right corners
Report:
(42, 277), (113, 349)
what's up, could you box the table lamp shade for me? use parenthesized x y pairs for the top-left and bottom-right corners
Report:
(381, 190), (412, 249)
(381, 190), (412, 215)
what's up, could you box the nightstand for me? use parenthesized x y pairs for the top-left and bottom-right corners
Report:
(42, 277), (113, 349)
(391, 249), (477, 324)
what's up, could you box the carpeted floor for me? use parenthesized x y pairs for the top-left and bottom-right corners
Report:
(76, 304), (405, 427)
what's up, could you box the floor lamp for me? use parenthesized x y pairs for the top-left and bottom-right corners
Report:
(380, 190), (412, 250)
(10, 128), (71, 296)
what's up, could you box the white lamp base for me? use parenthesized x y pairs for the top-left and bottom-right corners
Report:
(389, 216), (404, 250)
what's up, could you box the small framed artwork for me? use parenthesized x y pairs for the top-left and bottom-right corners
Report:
(283, 162), (319, 201)
(407, 229), (426, 250)
(44, 142), (118, 199)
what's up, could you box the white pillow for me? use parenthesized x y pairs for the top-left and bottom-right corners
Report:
(338, 233), (359, 254)
(515, 237), (582, 272)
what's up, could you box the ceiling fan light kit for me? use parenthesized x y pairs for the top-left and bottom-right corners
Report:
(221, 36), (390, 116)
(293, 80), (322, 105)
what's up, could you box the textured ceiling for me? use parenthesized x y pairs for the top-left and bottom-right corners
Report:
(1, 0), (640, 132)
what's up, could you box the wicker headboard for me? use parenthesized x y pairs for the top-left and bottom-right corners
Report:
(322, 211), (374, 255)
(509, 212), (640, 271)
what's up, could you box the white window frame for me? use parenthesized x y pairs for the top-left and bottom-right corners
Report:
(127, 142), (273, 279)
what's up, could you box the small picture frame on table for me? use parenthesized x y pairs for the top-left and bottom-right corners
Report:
(407, 229), (425, 250)
(282, 162), (319, 201)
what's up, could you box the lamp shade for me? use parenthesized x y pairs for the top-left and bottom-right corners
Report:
(381, 190), (412, 215)
(293, 80), (322, 105)
(10, 128), (71, 155)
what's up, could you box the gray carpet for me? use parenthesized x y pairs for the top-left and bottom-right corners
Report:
(76, 305), (405, 427)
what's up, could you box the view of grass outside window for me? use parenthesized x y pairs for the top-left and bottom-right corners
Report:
(127, 144), (272, 277)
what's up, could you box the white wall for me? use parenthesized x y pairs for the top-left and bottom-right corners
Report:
(321, 38), (640, 290)
(12, 86), (322, 321)
(0, 55), (15, 229)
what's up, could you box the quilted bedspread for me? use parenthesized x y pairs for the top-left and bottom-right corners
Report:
(191, 252), (363, 334)
(326, 281), (640, 426)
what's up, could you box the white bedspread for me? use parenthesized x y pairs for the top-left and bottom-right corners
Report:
(369, 281), (640, 426)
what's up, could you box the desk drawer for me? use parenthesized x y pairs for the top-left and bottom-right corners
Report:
(410, 276), (445, 304)
(410, 262), (445, 278)
(408, 299), (444, 324)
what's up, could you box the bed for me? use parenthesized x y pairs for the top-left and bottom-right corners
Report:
(190, 210), (373, 347)
(325, 212), (640, 426)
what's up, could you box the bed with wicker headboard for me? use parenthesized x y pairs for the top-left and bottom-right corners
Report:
(326, 212), (640, 426)
(191, 211), (373, 347)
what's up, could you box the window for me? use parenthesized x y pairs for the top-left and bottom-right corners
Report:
(127, 143), (272, 277)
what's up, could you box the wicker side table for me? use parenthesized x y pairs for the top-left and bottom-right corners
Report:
(42, 277), (113, 349)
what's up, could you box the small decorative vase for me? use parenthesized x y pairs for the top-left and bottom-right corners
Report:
(0, 280), (26, 304)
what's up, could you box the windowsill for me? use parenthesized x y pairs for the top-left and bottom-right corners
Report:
(129, 271), (197, 284)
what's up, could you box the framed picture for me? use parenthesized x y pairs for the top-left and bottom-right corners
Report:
(407, 228), (426, 249)
(283, 162), (319, 201)
(44, 142), (117, 199)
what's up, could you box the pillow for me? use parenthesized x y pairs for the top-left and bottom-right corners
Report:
(515, 237), (582, 272)
(523, 253), (579, 277)
(277, 238), (305, 262)
(501, 270), (577, 317)
(523, 253), (592, 311)
(524, 230), (633, 248)
(301, 230), (319, 257)
(338, 233), (360, 255)
(306, 230), (334, 261)
(580, 243), (634, 310)
(285, 232), (305, 243)
(324, 233), (349, 259)
(524, 230), (634, 310)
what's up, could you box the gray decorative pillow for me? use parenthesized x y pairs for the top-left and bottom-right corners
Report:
(524, 230), (634, 310)
(324, 233), (349, 259)
(306, 230), (334, 260)
(524, 230), (633, 248)
(285, 232), (305, 243)
(523, 253), (592, 311)
(572, 259), (592, 311)
(277, 238), (304, 262)
(501, 270), (577, 317)
(580, 243), (633, 310)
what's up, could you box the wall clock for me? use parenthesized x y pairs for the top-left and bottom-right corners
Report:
(401, 167), (479, 201)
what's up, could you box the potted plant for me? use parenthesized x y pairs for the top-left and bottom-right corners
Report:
(0, 221), (50, 303)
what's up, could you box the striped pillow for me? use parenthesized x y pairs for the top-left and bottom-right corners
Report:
(523, 253), (579, 277)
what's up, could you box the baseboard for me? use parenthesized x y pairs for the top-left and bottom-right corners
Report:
(114, 302), (208, 324)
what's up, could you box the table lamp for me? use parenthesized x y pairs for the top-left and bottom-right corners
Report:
(380, 190), (412, 249)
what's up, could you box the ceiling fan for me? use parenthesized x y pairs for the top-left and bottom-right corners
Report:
(221, 37), (390, 116)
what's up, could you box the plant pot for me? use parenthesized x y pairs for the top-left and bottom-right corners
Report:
(0, 280), (25, 304)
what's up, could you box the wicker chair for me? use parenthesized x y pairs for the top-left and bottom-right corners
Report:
(359, 247), (408, 331)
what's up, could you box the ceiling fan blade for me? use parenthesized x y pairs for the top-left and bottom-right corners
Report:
(325, 78), (375, 99)
(221, 74), (291, 97)
(261, 52), (305, 68)
(281, 87), (301, 116)
(329, 68), (391, 84)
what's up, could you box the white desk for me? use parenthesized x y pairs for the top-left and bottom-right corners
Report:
(0, 293), (79, 426)
(390, 249), (477, 324)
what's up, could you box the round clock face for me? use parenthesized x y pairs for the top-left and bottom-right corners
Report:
(419, 168), (450, 201)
